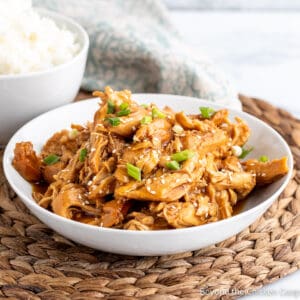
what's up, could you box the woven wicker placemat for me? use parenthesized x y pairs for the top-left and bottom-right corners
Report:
(0, 94), (299, 300)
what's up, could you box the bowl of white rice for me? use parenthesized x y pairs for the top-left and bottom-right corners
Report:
(0, 0), (89, 144)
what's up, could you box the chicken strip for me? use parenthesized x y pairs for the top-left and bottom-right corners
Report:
(243, 157), (289, 185)
(13, 142), (41, 182)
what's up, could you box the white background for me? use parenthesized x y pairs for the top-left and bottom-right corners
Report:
(170, 11), (300, 118)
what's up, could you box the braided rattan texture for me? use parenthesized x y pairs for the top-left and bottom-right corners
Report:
(0, 94), (299, 299)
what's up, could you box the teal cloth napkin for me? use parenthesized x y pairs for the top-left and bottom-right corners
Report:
(34, 0), (240, 108)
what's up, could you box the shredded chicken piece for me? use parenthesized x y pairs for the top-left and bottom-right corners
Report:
(100, 199), (131, 227)
(51, 183), (100, 219)
(13, 142), (41, 182)
(243, 157), (289, 185)
(124, 212), (155, 230)
(149, 195), (218, 228)
(40, 127), (89, 183)
(12, 87), (289, 230)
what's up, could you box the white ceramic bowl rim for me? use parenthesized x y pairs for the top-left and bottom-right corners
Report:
(0, 8), (89, 80)
(3, 95), (294, 237)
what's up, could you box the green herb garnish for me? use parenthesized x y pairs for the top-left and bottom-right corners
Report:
(141, 104), (149, 108)
(119, 102), (129, 111)
(79, 148), (88, 162)
(152, 107), (165, 119)
(107, 100), (115, 114)
(239, 146), (254, 159)
(117, 108), (131, 117)
(126, 163), (141, 181)
(43, 154), (60, 165)
(199, 107), (215, 119)
(141, 116), (152, 125)
(259, 155), (269, 163)
(171, 150), (195, 163)
(166, 160), (180, 170)
(106, 117), (121, 126)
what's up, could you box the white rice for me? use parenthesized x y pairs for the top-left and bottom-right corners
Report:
(0, 0), (80, 75)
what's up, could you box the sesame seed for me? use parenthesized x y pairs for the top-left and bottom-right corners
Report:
(172, 124), (184, 134)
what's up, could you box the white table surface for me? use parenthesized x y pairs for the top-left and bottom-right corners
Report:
(170, 10), (300, 299)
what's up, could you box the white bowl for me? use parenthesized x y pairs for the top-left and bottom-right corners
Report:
(3, 94), (293, 256)
(0, 9), (89, 145)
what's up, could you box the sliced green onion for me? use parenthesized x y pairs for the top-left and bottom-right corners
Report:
(239, 146), (254, 159)
(259, 155), (269, 163)
(79, 148), (88, 162)
(141, 116), (152, 125)
(106, 117), (121, 126)
(119, 102), (129, 110)
(166, 160), (180, 170)
(126, 163), (141, 181)
(141, 104), (149, 108)
(107, 100), (115, 114)
(171, 150), (195, 162)
(152, 107), (165, 119)
(43, 154), (60, 165)
(117, 108), (131, 117)
(199, 107), (215, 119)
